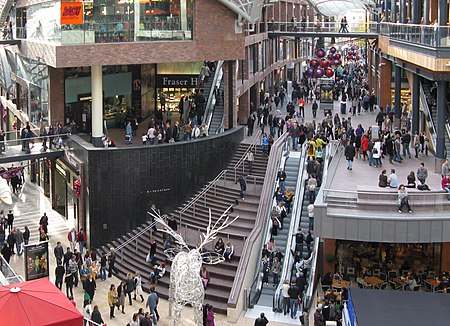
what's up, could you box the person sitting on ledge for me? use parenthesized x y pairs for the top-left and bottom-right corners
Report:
(378, 169), (388, 187)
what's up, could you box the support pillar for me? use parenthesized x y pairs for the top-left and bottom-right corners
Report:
(400, 0), (407, 22)
(385, 0), (390, 22)
(411, 0), (421, 23)
(379, 58), (392, 110)
(391, 0), (398, 22)
(411, 74), (420, 134)
(424, 0), (430, 24)
(441, 243), (450, 273)
(438, 0), (449, 41)
(323, 239), (336, 275)
(435, 81), (447, 160)
(91, 65), (104, 147)
(394, 65), (402, 130)
(430, 0), (438, 22)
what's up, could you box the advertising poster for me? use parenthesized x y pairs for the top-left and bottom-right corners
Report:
(24, 241), (49, 281)
(61, 2), (83, 25)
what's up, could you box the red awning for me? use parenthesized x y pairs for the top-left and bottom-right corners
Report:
(0, 278), (83, 326)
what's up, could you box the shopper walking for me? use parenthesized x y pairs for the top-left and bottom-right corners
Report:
(345, 142), (356, 170)
(108, 284), (118, 319)
(145, 286), (159, 325)
(246, 150), (254, 174)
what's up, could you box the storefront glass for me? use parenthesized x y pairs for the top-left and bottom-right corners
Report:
(15, 0), (194, 44)
(64, 65), (132, 132)
(335, 240), (442, 277)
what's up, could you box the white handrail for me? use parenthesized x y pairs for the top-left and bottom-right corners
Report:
(419, 83), (437, 150)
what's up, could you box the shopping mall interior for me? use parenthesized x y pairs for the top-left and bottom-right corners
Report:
(0, 0), (449, 325)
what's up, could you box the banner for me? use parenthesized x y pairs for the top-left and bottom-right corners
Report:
(61, 2), (83, 25)
(24, 241), (49, 281)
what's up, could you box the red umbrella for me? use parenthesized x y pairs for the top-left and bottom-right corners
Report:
(0, 278), (83, 326)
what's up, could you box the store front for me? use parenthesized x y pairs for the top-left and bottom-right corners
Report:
(53, 159), (80, 228)
(64, 66), (133, 132)
(332, 240), (442, 279)
(155, 62), (202, 115)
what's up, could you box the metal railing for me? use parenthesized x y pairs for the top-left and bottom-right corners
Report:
(0, 133), (71, 154)
(109, 219), (157, 262)
(228, 132), (290, 310)
(0, 253), (24, 285)
(263, 21), (377, 33)
(233, 130), (262, 183)
(273, 143), (308, 312)
(83, 317), (102, 326)
(379, 22), (450, 47)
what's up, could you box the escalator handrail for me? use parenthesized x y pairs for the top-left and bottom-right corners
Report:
(248, 148), (290, 308)
(419, 83), (437, 150)
(203, 61), (224, 131)
(303, 236), (320, 309)
(272, 143), (308, 312)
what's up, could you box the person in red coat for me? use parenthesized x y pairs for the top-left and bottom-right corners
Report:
(67, 228), (77, 251)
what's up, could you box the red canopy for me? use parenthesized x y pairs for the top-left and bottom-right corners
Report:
(0, 278), (83, 326)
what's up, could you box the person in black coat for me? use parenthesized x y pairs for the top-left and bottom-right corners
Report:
(344, 142), (356, 170)
(1, 242), (11, 263)
(6, 232), (15, 254)
(83, 274), (96, 301)
(65, 270), (74, 298)
(91, 305), (104, 324)
(55, 261), (65, 290)
(254, 312), (269, 326)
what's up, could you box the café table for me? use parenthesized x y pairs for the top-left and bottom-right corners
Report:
(324, 290), (341, 302)
(392, 277), (407, 290)
(425, 278), (440, 292)
(365, 276), (385, 289)
(332, 279), (350, 289)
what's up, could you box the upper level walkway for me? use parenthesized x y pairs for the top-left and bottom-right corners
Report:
(0, 134), (64, 165)
(312, 107), (450, 243)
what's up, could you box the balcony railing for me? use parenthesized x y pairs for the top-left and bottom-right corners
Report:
(15, 17), (193, 45)
(379, 22), (450, 47)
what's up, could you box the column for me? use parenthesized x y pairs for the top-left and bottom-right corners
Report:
(438, 0), (449, 42)
(424, 0), (430, 24)
(180, 0), (187, 32)
(430, 0), (438, 22)
(411, 74), (420, 134)
(379, 58), (392, 109)
(400, 0), (407, 22)
(91, 65), (103, 147)
(391, 0), (397, 22)
(394, 65), (402, 130)
(323, 239), (336, 275)
(385, 0), (390, 22)
(435, 81), (447, 159)
(412, 0), (421, 23)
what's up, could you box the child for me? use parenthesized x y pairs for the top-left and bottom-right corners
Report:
(142, 133), (147, 145)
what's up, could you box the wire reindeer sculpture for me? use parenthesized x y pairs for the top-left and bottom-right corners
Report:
(149, 206), (238, 326)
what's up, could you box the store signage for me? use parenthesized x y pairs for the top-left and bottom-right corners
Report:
(61, 2), (83, 25)
(156, 75), (198, 88)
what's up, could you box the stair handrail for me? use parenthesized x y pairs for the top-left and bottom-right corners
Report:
(203, 61), (224, 130)
(233, 130), (262, 183)
(273, 143), (308, 312)
(106, 219), (158, 255)
(228, 132), (291, 311)
(419, 83), (437, 151)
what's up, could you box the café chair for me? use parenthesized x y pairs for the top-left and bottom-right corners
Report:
(380, 273), (388, 281)
(413, 285), (421, 291)
(428, 271), (436, 279)
(357, 277), (372, 289)
(373, 268), (381, 277)
(389, 279), (403, 291)
(346, 267), (355, 281)
(388, 270), (398, 280)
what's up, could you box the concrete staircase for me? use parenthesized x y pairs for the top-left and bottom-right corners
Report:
(99, 143), (268, 314)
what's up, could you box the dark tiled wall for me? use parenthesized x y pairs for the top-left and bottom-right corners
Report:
(78, 127), (243, 247)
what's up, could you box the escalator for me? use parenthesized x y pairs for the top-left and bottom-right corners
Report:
(256, 152), (302, 307)
(421, 79), (450, 157)
(202, 61), (224, 135)
(208, 82), (224, 134)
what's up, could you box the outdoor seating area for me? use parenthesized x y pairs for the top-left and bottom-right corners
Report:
(322, 240), (450, 294)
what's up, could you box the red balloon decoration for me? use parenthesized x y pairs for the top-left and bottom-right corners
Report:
(336, 53), (341, 60)
(310, 59), (319, 68)
(327, 54), (332, 60)
(356, 55), (361, 60)
(325, 68), (334, 78)
(320, 59), (329, 68)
